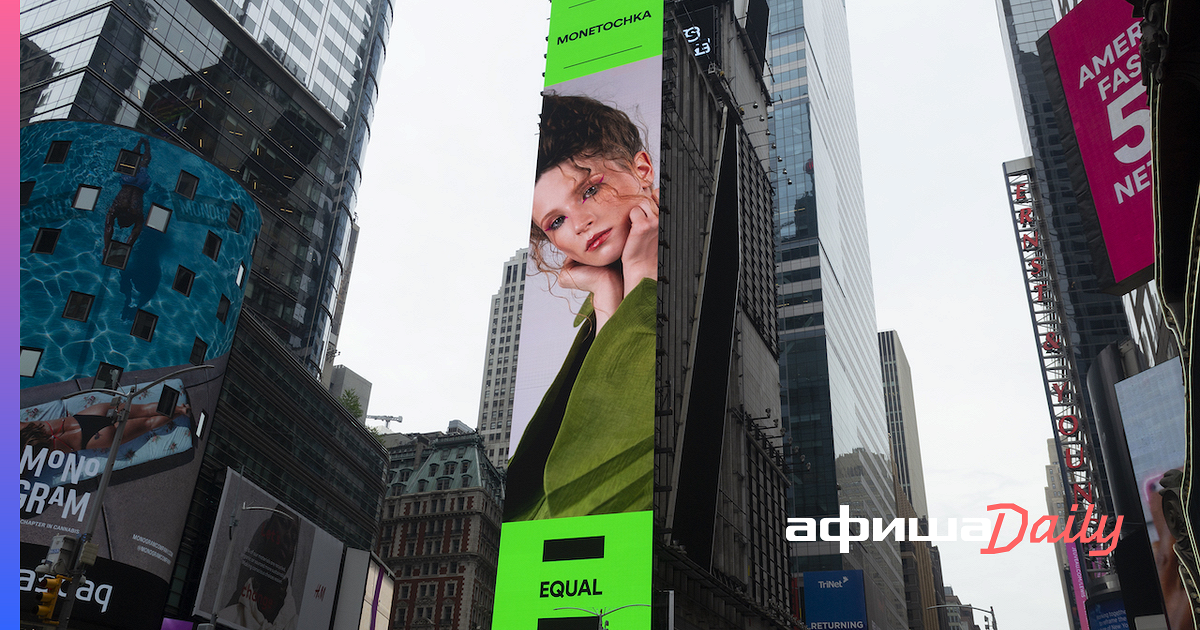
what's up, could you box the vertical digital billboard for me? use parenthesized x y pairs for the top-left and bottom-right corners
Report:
(194, 469), (344, 630)
(495, 1), (662, 627)
(1039, 0), (1152, 292)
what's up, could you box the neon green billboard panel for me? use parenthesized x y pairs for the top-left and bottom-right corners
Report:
(545, 0), (663, 85)
(494, 512), (652, 628)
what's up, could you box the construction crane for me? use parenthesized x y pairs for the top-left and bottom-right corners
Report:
(365, 415), (403, 430)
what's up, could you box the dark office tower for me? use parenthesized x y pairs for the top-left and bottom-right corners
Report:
(878, 330), (930, 518)
(20, 0), (391, 375)
(653, 1), (792, 627)
(995, 0), (1130, 484)
(768, 0), (905, 626)
(475, 248), (527, 471)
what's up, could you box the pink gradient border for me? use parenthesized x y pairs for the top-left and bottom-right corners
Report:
(7, 0), (22, 619)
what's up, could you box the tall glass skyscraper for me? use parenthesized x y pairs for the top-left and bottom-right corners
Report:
(768, 1), (905, 627)
(19, 0), (392, 624)
(20, 0), (391, 375)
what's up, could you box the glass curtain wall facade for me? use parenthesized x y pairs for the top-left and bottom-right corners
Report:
(995, 0), (1131, 523)
(20, 0), (392, 375)
(768, 0), (905, 627)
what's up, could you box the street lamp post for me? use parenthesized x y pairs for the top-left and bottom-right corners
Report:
(926, 603), (998, 630)
(54, 364), (214, 629)
(553, 604), (652, 629)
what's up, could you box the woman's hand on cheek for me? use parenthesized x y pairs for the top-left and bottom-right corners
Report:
(559, 262), (623, 331)
(621, 191), (659, 297)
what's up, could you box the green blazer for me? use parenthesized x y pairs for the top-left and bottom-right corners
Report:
(504, 278), (656, 521)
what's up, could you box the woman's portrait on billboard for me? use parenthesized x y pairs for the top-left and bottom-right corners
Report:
(505, 92), (658, 522)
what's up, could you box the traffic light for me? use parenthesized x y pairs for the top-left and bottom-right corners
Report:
(33, 574), (65, 622)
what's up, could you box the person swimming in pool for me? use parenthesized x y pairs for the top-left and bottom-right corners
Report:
(103, 137), (152, 252)
(20, 399), (190, 454)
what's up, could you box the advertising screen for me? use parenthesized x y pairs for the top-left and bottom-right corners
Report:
(18, 363), (224, 629)
(494, 0), (662, 627)
(803, 570), (868, 630)
(1114, 359), (1193, 630)
(193, 469), (345, 630)
(19, 122), (260, 628)
(1042, 0), (1151, 290)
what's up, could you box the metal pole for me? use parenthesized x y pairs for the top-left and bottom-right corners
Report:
(210, 509), (240, 628)
(56, 365), (213, 628)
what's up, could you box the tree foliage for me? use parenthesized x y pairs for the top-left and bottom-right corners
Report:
(339, 389), (364, 418)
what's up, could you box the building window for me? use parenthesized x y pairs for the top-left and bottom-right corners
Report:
(235, 262), (246, 287)
(203, 232), (222, 260)
(62, 291), (95, 322)
(190, 337), (208, 364)
(146, 204), (172, 232)
(45, 141), (71, 164)
(417, 479), (427, 492)
(436, 478), (451, 491)
(173, 266), (196, 296)
(175, 170), (199, 199)
(216, 295), (231, 323)
(131, 310), (158, 341)
(73, 185), (101, 211)
(31, 228), (61, 254)
(102, 242), (131, 269)
(93, 362), (123, 390)
(21, 181), (35, 206)
(228, 203), (244, 232)
(115, 150), (141, 174)
(20, 347), (43, 378)
(446, 582), (456, 596)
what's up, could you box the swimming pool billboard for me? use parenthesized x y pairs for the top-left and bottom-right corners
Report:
(18, 121), (260, 628)
(495, 0), (662, 627)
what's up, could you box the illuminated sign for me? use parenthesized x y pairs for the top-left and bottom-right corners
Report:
(803, 570), (867, 630)
(495, 0), (663, 627)
(1041, 0), (1151, 291)
(1006, 160), (1114, 630)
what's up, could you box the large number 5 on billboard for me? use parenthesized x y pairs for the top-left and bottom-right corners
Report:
(1108, 81), (1149, 164)
(1046, 0), (1153, 287)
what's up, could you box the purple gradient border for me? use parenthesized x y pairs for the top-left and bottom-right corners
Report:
(5, 0), (20, 619)
(6, 0), (21, 621)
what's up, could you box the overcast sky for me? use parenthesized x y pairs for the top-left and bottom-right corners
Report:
(339, 1), (1074, 627)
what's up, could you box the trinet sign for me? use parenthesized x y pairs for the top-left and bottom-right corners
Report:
(803, 570), (867, 630)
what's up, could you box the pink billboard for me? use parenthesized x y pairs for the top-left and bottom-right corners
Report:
(1046, 0), (1152, 287)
